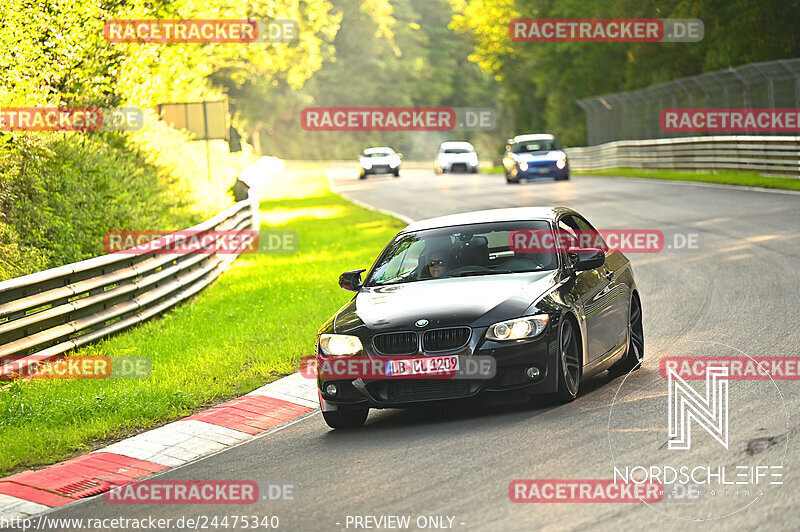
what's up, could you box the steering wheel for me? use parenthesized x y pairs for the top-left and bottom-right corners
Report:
(501, 257), (545, 270)
(445, 265), (491, 275)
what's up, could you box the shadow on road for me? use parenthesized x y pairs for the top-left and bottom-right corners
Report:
(321, 368), (631, 438)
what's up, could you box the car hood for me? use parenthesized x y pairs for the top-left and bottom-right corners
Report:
(361, 156), (396, 164)
(333, 271), (558, 333)
(439, 152), (477, 160)
(514, 150), (565, 163)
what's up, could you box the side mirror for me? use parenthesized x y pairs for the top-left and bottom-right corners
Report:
(567, 248), (605, 272)
(397, 153), (403, 159)
(339, 269), (366, 291)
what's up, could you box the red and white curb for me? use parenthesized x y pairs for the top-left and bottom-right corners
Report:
(0, 372), (318, 519)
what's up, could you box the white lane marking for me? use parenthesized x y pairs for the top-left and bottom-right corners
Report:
(326, 170), (416, 224)
(0, 494), (50, 520)
(91, 371), (320, 469)
(248, 371), (319, 408)
(36, 409), (321, 518)
(257, 390), (319, 409)
(94, 419), (250, 467)
(25, 372), (324, 518)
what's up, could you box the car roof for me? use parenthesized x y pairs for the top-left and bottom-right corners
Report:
(363, 147), (395, 154)
(439, 141), (475, 149)
(512, 134), (556, 142)
(401, 207), (578, 232)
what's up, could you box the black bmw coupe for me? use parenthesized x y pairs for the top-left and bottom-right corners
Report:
(315, 207), (644, 428)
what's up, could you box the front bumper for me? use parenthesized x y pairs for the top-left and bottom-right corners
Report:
(318, 323), (561, 411)
(511, 163), (569, 180)
(362, 165), (398, 174)
(439, 161), (478, 172)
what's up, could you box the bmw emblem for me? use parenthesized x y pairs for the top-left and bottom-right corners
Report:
(415, 319), (429, 328)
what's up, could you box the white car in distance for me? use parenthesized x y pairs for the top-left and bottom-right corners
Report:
(359, 147), (402, 179)
(435, 141), (479, 174)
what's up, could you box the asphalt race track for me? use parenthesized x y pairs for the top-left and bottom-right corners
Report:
(41, 167), (800, 531)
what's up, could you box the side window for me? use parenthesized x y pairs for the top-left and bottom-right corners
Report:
(398, 240), (425, 274)
(559, 215), (607, 251)
(371, 239), (424, 283)
(570, 215), (608, 251)
(557, 218), (579, 249)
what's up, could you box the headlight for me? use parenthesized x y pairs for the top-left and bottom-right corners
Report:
(485, 315), (550, 341)
(319, 334), (363, 356)
(518, 161), (528, 171)
(390, 159), (399, 168)
(360, 159), (372, 169)
(556, 158), (566, 170)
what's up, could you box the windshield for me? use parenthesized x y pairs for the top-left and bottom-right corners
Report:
(442, 148), (474, 154)
(363, 151), (393, 157)
(366, 221), (557, 286)
(512, 140), (561, 153)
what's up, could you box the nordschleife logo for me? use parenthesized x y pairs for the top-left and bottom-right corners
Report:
(667, 363), (729, 450)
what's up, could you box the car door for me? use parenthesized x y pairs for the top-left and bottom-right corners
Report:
(570, 214), (629, 352)
(558, 215), (620, 361)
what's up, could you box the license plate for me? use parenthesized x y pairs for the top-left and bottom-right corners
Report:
(386, 355), (459, 376)
(538, 168), (550, 174)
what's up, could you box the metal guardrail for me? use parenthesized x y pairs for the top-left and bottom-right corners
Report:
(564, 135), (800, 177)
(0, 192), (260, 379)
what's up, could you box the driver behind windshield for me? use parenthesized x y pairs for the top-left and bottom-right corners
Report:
(415, 241), (455, 279)
(427, 249), (452, 278)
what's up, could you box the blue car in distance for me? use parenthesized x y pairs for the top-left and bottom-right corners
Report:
(502, 134), (569, 184)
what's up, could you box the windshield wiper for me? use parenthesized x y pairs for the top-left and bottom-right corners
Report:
(442, 270), (514, 278)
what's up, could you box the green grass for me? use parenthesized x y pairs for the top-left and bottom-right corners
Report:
(575, 168), (800, 190)
(0, 165), (405, 476)
(487, 165), (800, 190)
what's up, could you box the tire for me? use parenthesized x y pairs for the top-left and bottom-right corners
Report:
(554, 174), (569, 181)
(555, 318), (581, 403)
(393, 168), (400, 177)
(608, 294), (644, 376)
(506, 177), (520, 184)
(359, 170), (367, 180)
(322, 408), (368, 429)
(470, 167), (478, 174)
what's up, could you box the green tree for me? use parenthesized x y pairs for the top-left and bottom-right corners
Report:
(451, 0), (800, 145)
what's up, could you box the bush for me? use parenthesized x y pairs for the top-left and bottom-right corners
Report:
(0, 116), (255, 282)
